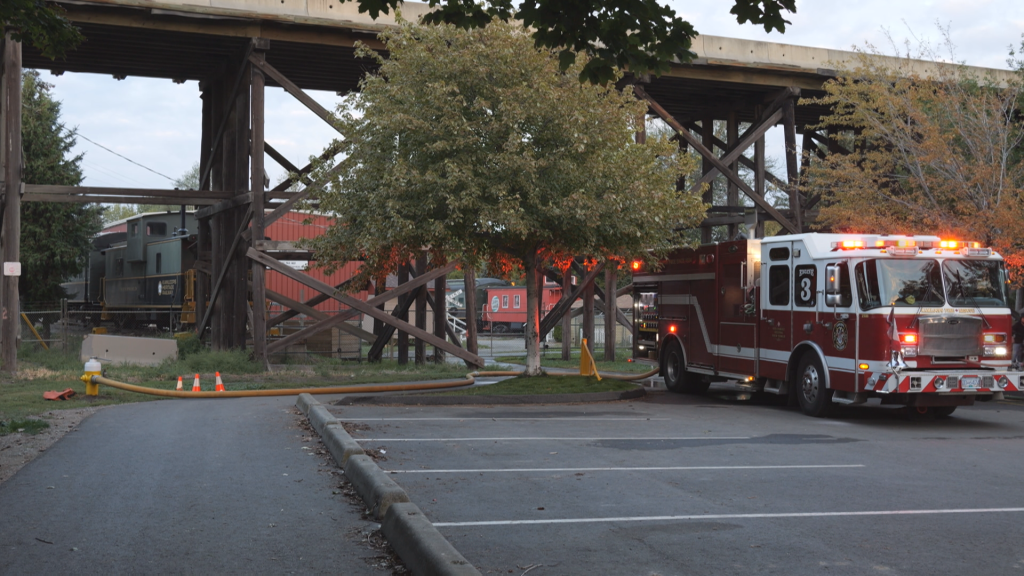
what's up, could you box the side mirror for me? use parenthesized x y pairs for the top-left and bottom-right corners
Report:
(825, 264), (841, 294)
(825, 264), (841, 307)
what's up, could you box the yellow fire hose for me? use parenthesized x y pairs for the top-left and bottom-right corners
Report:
(81, 367), (659, 398)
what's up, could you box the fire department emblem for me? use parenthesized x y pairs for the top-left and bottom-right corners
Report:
(832, 321), (849, 351)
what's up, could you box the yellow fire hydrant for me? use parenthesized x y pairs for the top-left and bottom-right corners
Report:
(81, 357), (102, 396)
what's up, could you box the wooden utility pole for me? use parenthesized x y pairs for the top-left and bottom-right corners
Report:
(700, 116), (715, 243)
(726, 109), (739, 240)
(250, 39), (268, 367)
(415, 252), (427, 365)
(561, 267), (572, 361)
(464, 268), (479, 366)
(433, 270), (446, 364)
(582, 263), (595, 351)
(397, 260), (409, 364)
(1, 36), (22, 373)
(604, 263), (616, 361)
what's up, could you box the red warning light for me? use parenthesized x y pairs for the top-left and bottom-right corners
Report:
(631, 260), (642, 272)
(669, 325), (677, 334)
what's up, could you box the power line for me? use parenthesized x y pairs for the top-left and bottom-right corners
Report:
(65, 127), (177, 184)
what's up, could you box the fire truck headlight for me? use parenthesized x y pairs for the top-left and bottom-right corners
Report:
(638, 345), (645, 351)
(984, 345), (1008, 357)
(934, 377), (946, 390)
(902, 345), (918, 358)
(999, 376), (1010, 389)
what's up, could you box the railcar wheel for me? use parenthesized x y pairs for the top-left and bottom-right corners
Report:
(492, 323), (509, 334)
(795, 353), (832, 417)
(661, 339), (709, 395)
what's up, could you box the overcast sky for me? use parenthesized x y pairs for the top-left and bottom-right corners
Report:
(38, 0), (1024, 191)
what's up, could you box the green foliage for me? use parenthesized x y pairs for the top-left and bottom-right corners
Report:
(552, 324), (562, 343)
(20, 71), (102, 303)
(174, 332), (204, 358)
(368, 0), (795, 84)
(308, 19), (705, 285)
(0, 418), (49, 436)
(1, 0), (83, 59)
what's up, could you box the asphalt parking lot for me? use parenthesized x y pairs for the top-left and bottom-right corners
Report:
(329, 391), (1024, 576)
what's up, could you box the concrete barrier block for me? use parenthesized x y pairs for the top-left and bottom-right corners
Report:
(344, 454), (409, 519)
(81, 334), (177, 366)
(381, 502), (480, 576)
(295, 393), (319, 415)
(323, 423), (365, 466)
(308, 404), (340, 435)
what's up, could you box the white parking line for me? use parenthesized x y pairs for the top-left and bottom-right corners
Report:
(432, 507), (1024, 527)
(355, 436), (749, 442)
(344, 418), (671, 421)
(386, 464), (865, 473)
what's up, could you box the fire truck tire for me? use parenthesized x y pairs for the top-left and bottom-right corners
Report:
(662, 339), (709, 394)
(933, 406), (957, 418)
(795, 353), (832, 417)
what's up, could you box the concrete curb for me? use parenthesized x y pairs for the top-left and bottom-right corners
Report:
(335, 387), (646, 406)
(308, 403), (341, 435)
(295, 392), (318, 415)
(382, 503), (480, 576)
(295, 394), (480, 575)
(344, 454), (410, 519)
(322, 422), (365, 466)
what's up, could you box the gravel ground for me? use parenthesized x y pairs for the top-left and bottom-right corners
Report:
(0, 407), (102, 485)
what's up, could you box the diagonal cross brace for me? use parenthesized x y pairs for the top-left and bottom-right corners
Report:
(248, 249), (485, 366)
(633, 86), (801, 235)
(539, 261), (605, 338)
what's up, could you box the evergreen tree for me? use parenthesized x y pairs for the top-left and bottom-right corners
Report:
(20, 70), (102, 305)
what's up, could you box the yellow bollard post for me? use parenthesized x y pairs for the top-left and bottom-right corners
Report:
(81, 357), (102, 396)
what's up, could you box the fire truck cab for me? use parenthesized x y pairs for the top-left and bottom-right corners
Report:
(633, 233), (1019, 417)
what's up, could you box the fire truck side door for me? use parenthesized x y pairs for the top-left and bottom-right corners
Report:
(717, 242), (756, 376)
(760, 242), (793, 381)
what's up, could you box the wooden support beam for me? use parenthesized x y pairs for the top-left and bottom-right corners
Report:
(414, 253), (427, 365)
(561, 266), (571, 361)
(197, 207), (253, 340)
(22, 184), (233, 205)
(249, 249), (484, 366)
(2, 35), (22, 373)
(726, 110), (739, 240)
(464, 268), (479, 363)
(397, 260), (410, 364)
(251, 42), (268, 368)
(367, 284), (422, 362)
(782, 97), (803, 232)
(700, 114), (714, 244)
(247, 54), (339, 132)
(199, 41), (255, 191)
(264, 141), (303, 177)
(539, 261), (605, 338)
(433, 270), (446, 363)
(682, 121), (789, 191)
(634, 86), (801, 235)
(195, 192), (251, 219)
(264, 288), (376, 342)
(604, 264), (616, 361)
(264, 162), (343, 229)
(268, 277), (353, 328)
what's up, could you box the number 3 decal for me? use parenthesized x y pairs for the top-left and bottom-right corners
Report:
(800, 278), (813, 302)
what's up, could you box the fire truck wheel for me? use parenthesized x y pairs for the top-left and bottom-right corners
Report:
(662, 339), (709, 394)
(933, 406), (957, 418)
(795, 353), (832, 417)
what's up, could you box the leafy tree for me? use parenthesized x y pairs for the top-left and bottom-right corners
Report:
(1, 0), (83, 59)
(802, 37), (1024, 278)
(20, 70), (102, 304)
(305, 19), (705, 374)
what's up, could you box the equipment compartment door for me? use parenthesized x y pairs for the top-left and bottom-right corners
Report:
(759, 242), (793, 380)
(717, 244), (756, 375)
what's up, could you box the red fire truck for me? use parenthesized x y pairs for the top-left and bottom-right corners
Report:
(632, 233), (1019, 417)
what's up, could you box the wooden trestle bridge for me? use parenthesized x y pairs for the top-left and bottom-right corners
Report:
(0, 0), (1012, 371)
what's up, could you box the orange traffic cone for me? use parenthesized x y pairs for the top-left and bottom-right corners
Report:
(215, 372), (225, 392)
(192, 373), (201, 392)
(175, 376), (183, 391)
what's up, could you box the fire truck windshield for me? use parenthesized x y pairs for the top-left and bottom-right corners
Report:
(942, 260), (1008, 307)
(855, 259), (945, 310)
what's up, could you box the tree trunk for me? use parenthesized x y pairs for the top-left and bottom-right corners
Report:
(523, 253), (542, 376)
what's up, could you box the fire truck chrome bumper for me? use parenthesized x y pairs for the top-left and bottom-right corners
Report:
(864, 371), (1020, 394)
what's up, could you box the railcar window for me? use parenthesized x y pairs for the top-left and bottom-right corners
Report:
(115, 258), (124, 276)
(147, 223), (167, 236)
(130, 223), (138, 237)
(768, 265), (790, 306)
(514, 294), (520, 308)
(502, 295), (509, 309)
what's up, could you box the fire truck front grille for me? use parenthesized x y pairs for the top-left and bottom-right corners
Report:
(918, 316), (983, 357)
